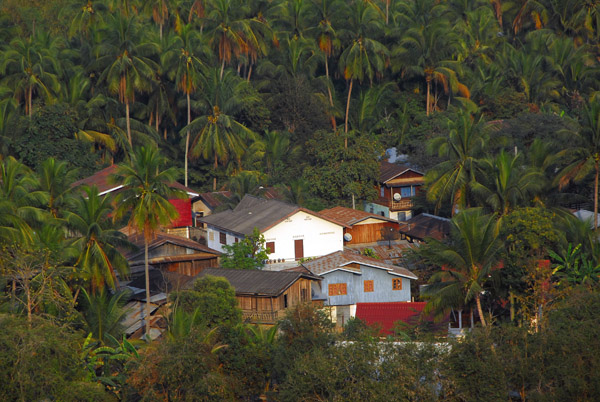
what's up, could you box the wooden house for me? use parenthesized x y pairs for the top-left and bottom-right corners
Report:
(191, 268), (323, 325)
(125, 231), (221, 277)
(364, 161), (424, 221)
(319, 206), (400, 245)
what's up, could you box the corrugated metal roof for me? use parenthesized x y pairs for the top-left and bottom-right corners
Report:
(398, 213), (451, 241)
(319, 206), (398, 226)
(355, 302), (427, 334)
(301, 250), (417, 280)
(189, 268), (320, 296)
(199, 195), (348, 236)
(380, 161), (423, 183)
(124, 231), (221, 260)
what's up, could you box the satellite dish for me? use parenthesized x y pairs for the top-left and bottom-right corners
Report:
(393, 193), (402, 201)
(344, 233), (353, 242)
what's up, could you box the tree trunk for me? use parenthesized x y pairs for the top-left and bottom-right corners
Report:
(594, 162), (598, 230)
(213, 153), (218, 191)
(185, 92), (191, 187)
(144, 236), (151, 339)
(344, 79), (353, 149)
(220, 57), (226, 80)
(159, 22), (163, 39)
(325, 58), (336, 130)
(426, 78), (431, 116)
(476, 293), (486, 327)
(126, 101), (132, 147)
(28, 86), (33, 118)
(247, 64), (253, 82)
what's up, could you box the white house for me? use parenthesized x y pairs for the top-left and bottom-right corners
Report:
(199, 195), (348, 261)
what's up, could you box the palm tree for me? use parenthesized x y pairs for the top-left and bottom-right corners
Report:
(37, 158), (78, 219)
(338, 0), (388, 143)
(0, 157), (45, 244)
(472, 150), (544, 216)
(143, 0), (170, 39)
(205, 0), (267, 79)
(185, 68), (258, 190)
(66, 186), (130, 294)
(558, 100), (600, 229)
(162, 25), (210, 186)
(421, 209), (503, 327)
(94, 14), (159, 147)
(79, 288), (131, 344)
(0, 35), (61, 117)
(426, 111), (489, 215)
(112, 146), (186, 338)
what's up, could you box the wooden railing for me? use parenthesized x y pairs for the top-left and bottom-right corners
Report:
(390, 198), (413, 210)
(165, 226), (207, 242)
(242, 310), (281, 324)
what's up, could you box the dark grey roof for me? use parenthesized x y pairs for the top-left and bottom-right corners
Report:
(190, 268), (320, 297)
(199, 195), (347, 235)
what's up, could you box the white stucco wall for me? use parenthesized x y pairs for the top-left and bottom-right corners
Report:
(205, 227), (242, 253)
(262, 211), (344, 261)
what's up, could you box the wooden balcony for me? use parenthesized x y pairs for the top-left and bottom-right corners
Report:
(242, 310), (281, 324)
(390, 198), (414, 211)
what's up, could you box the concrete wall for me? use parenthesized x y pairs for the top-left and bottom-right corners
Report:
(322, 265), (412, 306)
(364, 201), (390, 218)
(205, 228), (242, 253)
(262, 211), (344, 261)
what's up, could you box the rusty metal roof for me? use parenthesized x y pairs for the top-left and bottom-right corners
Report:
(319, 206), (398, 226)
(398, 213), (451, 241)
(199, 195), (348, 236)
(124, 231), (221, 261)
(380, 161), (423, 183)
(189, 268), (321, 297)
(301, 250), (417, 280)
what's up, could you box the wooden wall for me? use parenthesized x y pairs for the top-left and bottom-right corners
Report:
(345, 222), (398, 244)
(237, 278), (314, 315)
(162, 257), (218, 276)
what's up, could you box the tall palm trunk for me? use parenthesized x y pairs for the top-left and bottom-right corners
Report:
(344, 79), (354, 149)
(426, 77), (431, 116)
(28, 86), (33, 118)
(213, 153), (218, 190)
(220, 57), (226, 80)
(185, 92), (191, 187)
(325, 58), (336, 130)
(476, 293), (486, 327)
(126, 101), (132, 146)
(595, 162), (599, 230)
(144, 236), (151, 338)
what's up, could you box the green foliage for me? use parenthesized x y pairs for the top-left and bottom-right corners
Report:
(303, 129), (381, 206)
(221, 227), (270, 270)
(170, 275), (242, 328)
(445, 288), (600, 401)
(0, 315), (111, 401)
(11, 104), (99, 177)
(127, 326), (231, 401)
(361, 248), (379, 259)
(78, 288), (131, 344)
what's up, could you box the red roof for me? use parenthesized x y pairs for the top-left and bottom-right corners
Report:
(72, 165), (199, 197)
(355, 302), (427, 335)
(169, 198), (192, 227)
(319, 206), (398, 226)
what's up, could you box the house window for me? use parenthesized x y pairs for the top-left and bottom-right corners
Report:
(328, 283), (347, 296)
(301, 288), (308, 302)
(194, 211), (204, 227)
(284, 294), (288, 308)
(392, 278), (403, 290)
(380, 186), (385, 197)
(234, 237), (239, 243)
(266, 241), (275, 254)
(400, 186), (415, 198)
(219, 232), (227, 245)
(209, 231), (214, 241)
(364, 280), (374, 292)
